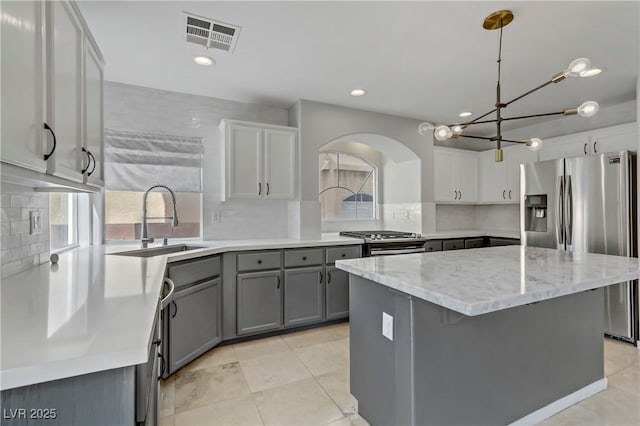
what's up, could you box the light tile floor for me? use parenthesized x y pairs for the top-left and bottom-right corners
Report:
(159, 323), (639, 426)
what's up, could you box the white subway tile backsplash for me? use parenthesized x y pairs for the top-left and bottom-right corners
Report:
(0, 183), (49, 278)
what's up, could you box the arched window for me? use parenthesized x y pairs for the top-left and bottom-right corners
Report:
(319, 152), (377, 220)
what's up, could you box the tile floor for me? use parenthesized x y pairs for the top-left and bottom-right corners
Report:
(159, 323), (639, 426)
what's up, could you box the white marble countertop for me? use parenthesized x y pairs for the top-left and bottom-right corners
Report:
(336, 246), (640, 316)
(0, 234), (362, 391)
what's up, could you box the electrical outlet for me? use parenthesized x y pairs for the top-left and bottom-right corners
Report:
(30, 210), (42, 235)
(382, 312), (394, 341)
(211, 211), (221, 224)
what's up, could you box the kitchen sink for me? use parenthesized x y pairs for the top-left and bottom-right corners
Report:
(110, 244), (207, 258)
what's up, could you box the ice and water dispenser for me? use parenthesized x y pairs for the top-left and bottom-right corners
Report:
(524, 194), (547, 232)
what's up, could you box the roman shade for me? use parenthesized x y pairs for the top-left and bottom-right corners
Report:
(104, 129), (203, 192)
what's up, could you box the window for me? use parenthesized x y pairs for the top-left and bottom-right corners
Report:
(319, 152), (376, 220)
(50, 193), (78, 251)
(104, 129), (203, 241)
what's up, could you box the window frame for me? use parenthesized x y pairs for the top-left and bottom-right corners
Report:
(318, 150), (379, 222)
(49, 192), (80, 253)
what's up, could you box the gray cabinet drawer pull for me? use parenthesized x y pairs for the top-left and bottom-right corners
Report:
(341, 253), (346, 258)
(276, 275), (280, 289)
(258, 182), (262, 195)
(459, 190), (462, 199)
(593, 140), (598, 153)
(583, 143), (588, 155)
(266, 182), (270, 196)
(327, 271), (332, 283)
(302, 256), (307, 261)
(503, 190), (506, 199)
(319, 272), (323, 283)
(171, 300), (177, 318)
(257, 259), (262, 264)
(508, 190), (512, 199)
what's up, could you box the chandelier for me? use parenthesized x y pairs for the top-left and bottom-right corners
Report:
(419, 10), (601, 162)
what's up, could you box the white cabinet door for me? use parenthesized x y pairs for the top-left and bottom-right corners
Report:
(228, 124), (263, 199)
(505, 145), (538, 202)
(456, 151), (478, 202)
(434, 149), (457, 201)
(590, 123), (638, 154)
(0, 1), (47, 172)
(263, 128), (296, 199)
(539, 134), (589, 161)
(84, 41), (104, 186)
(479, 150), (506, 202)
(46, 0), (84, 182)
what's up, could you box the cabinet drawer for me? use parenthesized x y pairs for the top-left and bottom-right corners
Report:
(326, 246), (361, 264)
(464, 238), (485, 249)
(424, 240), (443, 252)
(237, 251), (282, 271)
(443, 239), (464, 251)
(284, 248), (323, 268)
(168, 256), (220, 289)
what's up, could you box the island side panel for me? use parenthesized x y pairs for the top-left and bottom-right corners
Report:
(350, 275), (414, 426)
(412, 288), (604, 426)
(0, 366), (136, 426)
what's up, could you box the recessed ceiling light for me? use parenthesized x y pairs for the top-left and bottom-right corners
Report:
(579, 68), (602, 77)
(194, 55), (215, 66)
(459, 111), (472, 117)
(350, 89), (366, 97)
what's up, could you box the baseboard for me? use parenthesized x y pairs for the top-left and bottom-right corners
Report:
(509, 378), (607, 426)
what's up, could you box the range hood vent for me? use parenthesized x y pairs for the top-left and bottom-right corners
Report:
(184, 12), (241, 52)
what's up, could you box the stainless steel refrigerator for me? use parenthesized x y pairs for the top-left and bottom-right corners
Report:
(520, 150), (638, 343)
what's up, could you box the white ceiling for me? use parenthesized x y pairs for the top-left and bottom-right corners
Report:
(78, 1), (638, 143)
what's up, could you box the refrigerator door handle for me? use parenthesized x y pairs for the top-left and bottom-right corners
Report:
(557, 176), (564, 246)
(565, 175), (573, 248)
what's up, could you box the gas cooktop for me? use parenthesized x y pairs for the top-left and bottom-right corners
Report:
(340, 230), (424, 242)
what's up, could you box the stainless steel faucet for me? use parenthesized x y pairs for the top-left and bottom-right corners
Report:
(141, 185), (179, 247)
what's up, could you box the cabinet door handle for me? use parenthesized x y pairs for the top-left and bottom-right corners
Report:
(171, 300), (177, 318)
(158, 353), (166, 379)
(459, 190), (462, 200)
(302, 256), (307, 261)
(257, 259), (262, 264)
(87, 151), (96, 176)
(258, 182), (262, 195)
(453, 190), (458, 200)
(43, 122), (57, 161)
(593, 140), (598, 153)
(276, 275), (280, 289)
(81, 148), (91, 174)
(266, 182), (270, 196)
(327, 271), (331, 284)
(503, 190), (506, 200)
(583, 143), (588, 155)
(319, 272), (323, 283)
(508, 190), (512, 199)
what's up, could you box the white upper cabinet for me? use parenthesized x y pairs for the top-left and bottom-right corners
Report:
(540, 123), (638, 161)
(479, 145), (538, 203)
(220, 120), (297, 201)
(83, 39), (105, 186)
(434, 147), (477, 202)
(1, 1), (47, 172)
(0, 0), (104, 188)
(46, 0), (84, 183)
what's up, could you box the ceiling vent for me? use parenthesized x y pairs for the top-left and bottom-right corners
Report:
(183, 12), (241, 53)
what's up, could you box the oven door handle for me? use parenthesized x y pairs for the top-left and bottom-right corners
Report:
(369, 247), (427, 256)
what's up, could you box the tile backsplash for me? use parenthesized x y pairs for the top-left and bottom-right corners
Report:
(1, 183), (49, 278)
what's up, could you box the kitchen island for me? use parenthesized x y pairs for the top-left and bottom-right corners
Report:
(336, 246), (640, 426)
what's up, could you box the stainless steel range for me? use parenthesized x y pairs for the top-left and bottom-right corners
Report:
(339, 230), (428, 256)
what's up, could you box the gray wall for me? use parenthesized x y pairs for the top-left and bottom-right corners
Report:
(104, 82), (290, 240)
(0, 183), (49, 278)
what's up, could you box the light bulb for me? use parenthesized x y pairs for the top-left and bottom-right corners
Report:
(434, 125), (453, 141)
(418, 122), (434, 136)
(525, 138), (543, 151)
(577, 101), (599, 117)
(350, 89), (366, 97)
(566, 58), (591, 77)
(451, 125), (463, 135)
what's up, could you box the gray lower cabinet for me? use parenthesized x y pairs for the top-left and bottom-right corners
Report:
(168, 278), (221, 374)
(237, 270), (282, 335)
(284, 267), (323, 327)
(326, 266), (350, 320)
